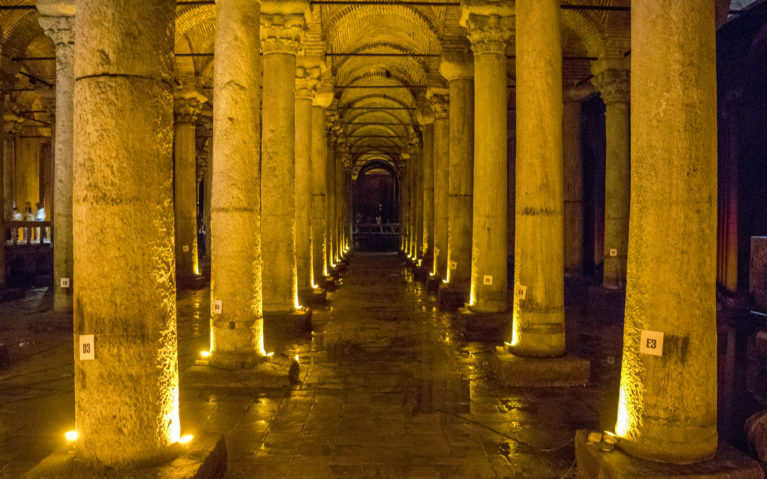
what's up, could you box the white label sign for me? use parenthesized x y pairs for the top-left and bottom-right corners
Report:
(79, 335), (95, 360)
(60, 277), (70, 288)
(483, 275), (493, 285)
(449, 261), (457, 270)
(182, 245), (190, 253)
(609, 248), (618, 257)
(517, 284), (527, 300)
(639, 330), (664, 356)
(212, 300), (223, 314)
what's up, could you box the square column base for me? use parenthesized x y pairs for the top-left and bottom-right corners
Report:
(426, 276), (442, 294)
(454, 309), (510, 342)
(264, 308), (313, 337)
(22, 432), (226, 479)
(299, 287), (327, 307)
(183, 355), (299, 389)
(488, 349), (590, 387)
(437, 285), (467, 311)
(574, 430), (763, 479)
(321, 276), (337, 291)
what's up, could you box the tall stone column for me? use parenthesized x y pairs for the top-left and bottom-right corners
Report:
(209, 0), (264, 367)
(400, 161), (409, 254)
(295, 58), (320, 296)
(440, 53), (473, 290)
(428, 89), (449, 280)
(412, 137), (423, 261)
(173, 89), (206, 281)
(336, 148), (347, 260)
(418, 111), (434, 266)
(511, 0), (564, 355)
(562, 89), (587, 276)
(593, 68), (630, 289)
(260, 2), (307, 312)
(462, 6), (512, 312)
(614, 0), (718, 463)
(73, 0), (180, 464)
(326, 131), (338, 268)
(311, 91), (332, 283)
(39, 9), (74, 312)
(0, 101), (4, 288)
(16, 136), (40, 218)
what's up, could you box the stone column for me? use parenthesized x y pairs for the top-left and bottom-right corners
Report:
(260, 2), (307, 312)
(511, 0), (564, 355)
(614, 0), (718, 463)
(0, 101), (4, 288)
(336, 148), (347, 260)
(16, 135), (40, 219)
(173, 89), (206, 281)
(412, 137), (423, 261)
(428, 89), (449, 280)
(311, 91), (332, 283)
(593, 68), (630, 289)
(562, 88), (588, 276)
(400, 160), (409, 255)
(461, 6), (512, 312)
(440, 53), (473, 290)
(73, 0), (180, 464)
(39, 9), (75, 312)
(418, 111), (434, 266)
(209, 0), (264, 367)
(326, 131), (338, 268)
(295, 58), (320, 296)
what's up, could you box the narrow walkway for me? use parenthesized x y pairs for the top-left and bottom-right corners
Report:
(180, 252), (608, 478)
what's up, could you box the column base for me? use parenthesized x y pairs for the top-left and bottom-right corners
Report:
(574, 430), (762, 479)
(425, 275), (443, 294)
(184, 354), (300, 389)
(437, 285), (468, 311)
(413, 265), (431, 283)
(264, 308), (313, 338)
(453, 308), (510, 342)
(299, 287), (327, 307)
(321, 276), (338, 291)
(488, 348), (590, 387)
(22, 431), (226, 479)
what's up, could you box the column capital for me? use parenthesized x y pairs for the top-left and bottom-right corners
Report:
(260, 2), (309, 56)
(592, 68), (629, 104)
(3, 112), (24, 135)
(564, 83), (595, 103)
(416, 104), (434, 125)
(38, 14), (74, 64)
(313, 89), (334, 108)
(460, 4), (514, 56)
(440, 51), (474, 81)
(174, 89), (207, 124)
(426, 88), (449, 119)
(296, 56), (322, 101)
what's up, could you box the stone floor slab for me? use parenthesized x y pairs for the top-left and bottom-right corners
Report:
(489, 349), (590, 387)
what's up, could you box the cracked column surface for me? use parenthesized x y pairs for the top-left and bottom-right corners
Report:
(563, 92), (585, 276)
(593, 68), (630, 289)
(261, 1), (308, 312)
(73, 0), (180, 465)
(462, 7), (512, 313)
(173, 89), (206, 281)
(512, 0), (565, 356)
(209, 0), (264, 368)
(440, 52), (473, 290)
(39, 9), (74, 312)
(429, 89), (449, 280)
(295, 58), (320, 294)
(312, 91), (332, 283)
(614, 0), (718, 464)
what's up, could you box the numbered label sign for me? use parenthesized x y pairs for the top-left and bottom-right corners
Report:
(639, 330), (664, 356)
(212, 300), (223, 314)
(483, 275), (493, 286)
(79, 335), (94, 360)
(182, 245), (190, 253)
(449, 261), (457, 270)
(609, 248), (618, 257)
(60, 277), (71, 289)
(517, 284), (527, 300)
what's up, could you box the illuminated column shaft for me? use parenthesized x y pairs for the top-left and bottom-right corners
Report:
(563, 96), (584, 275)
(429, 90), (449, 279)
(326, 134), (337, 268)
(419, 117), (434, 261)
(73, 0), (180, 464)
(15, 137), (39, 216)
(311, 93), (332, 282)
(414, 140), (423, 260)
(295, 60), (319, 292)
(615, 0), (718, 463)
(464, 9), (512, 312)
(209, 0), (263, 367)
(512, 0), (564, 355)
(594, 69), (630, 289)
(260, 4), (306, 311)
(39, 12), (74, 312)
(173, 90), (206, 280)
(400, 165), (408, 253)
(441, 53), (473, 286)
(335, 150), (345, 259)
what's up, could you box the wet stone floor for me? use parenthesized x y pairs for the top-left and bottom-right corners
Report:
(0, 252), (627, 478)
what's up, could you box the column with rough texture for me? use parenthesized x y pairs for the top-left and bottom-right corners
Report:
(441, 52), (473, 291)
(39, 8), (74, 312)
(336, 148), (347, 259)
(261, 1), (307, 311)
(173, 89), (206, 281)
(73, 0), (180, 464)
(593, 68), (630, 289)
(429, 89), (449, 280)
(511, 0), (564, 355)
(209, 0), (264, 367)
(462, 7), (512, 312)
(563, 89), (589, 276)
(326, 130), (338, 268)
(614, 0), (718, 463)
(295, 57), (320, 296)
(418, 111), (434, 266)
(311, 90), (332, 284)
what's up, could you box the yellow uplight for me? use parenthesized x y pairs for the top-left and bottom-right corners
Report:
(178, 434), (194, 444)
(200, 350), (210, 358)
(65, 430), (78, 442)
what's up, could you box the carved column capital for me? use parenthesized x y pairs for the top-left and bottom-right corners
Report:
(174, 89), (207, 124)
(440, 50), (474, 82)
(592, 69), (630, 104)
(38, 14), (74, 66)
(427, 88), (449, 119)
(461, 9), (514, 56)
(295, 58), (321, 101)
(260, 11), (307, 55)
